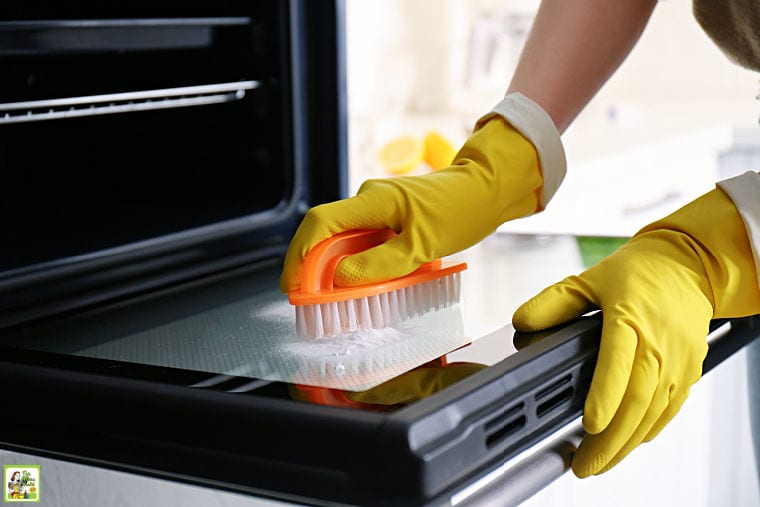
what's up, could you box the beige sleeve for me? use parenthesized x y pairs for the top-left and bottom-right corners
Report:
(475, 93), (567, 208)
(717, 171), (760, 287)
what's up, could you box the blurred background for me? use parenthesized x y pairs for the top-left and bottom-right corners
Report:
(344, 0), (760, 505)
(345, 0), (760, 236)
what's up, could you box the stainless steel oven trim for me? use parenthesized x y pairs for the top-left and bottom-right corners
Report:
(0, 80), (259, 124)
(0, 18), (252, 29)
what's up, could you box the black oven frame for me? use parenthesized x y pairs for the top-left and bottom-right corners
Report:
(0, 0), (347, 332)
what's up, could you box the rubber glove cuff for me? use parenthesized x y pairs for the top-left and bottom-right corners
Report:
(718, 170), (760, 287)
(476, 92), (567, 208)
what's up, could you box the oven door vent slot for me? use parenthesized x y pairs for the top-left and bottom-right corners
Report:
(484, 403), (525, 449)
(0, 81), (259, 124)
(535, 374), (574, 419)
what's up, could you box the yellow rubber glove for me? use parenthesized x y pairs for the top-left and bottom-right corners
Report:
(279, 117), (545, 292)
(512, 186), (760, 477)
(344, 362), (487, 405)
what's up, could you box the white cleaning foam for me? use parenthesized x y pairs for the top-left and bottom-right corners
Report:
(281, 303), (469, 391)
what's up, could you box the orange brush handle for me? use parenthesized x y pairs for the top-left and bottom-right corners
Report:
(299, 229), (395, 293)
(289, 229), (462, 305)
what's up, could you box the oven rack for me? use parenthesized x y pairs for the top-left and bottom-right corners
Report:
(0, 80), (259, 124)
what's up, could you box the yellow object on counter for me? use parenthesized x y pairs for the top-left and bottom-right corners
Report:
(378, 131), (458, 175)
(378, 135), (424, 175)
(423, 130), (457, 170)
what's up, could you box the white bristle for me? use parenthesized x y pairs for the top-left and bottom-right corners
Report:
(313, 304), (324, 338)
(359, 297), (372, 328)
(379, 292), (391, 321)
(319, 303), (330, 334)
(345, 300), (358, 331)
(398, 286), (407, 318)
(388, 290), (401, 322)
(368, 295), (383, 328)
(328, 302), (341, 336)
(294, 272), (463, 339)
(337, 300), (348, 326)
(414, 284), (424, 317)
(296, 305), (307, 337)
(320, 305), (327, 336)
(407, 286), (415, 317)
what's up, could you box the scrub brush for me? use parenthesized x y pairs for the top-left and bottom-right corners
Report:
(288, 229), (467, 339)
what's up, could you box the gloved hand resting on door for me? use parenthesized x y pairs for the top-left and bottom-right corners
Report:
(513, 184), (760, 477)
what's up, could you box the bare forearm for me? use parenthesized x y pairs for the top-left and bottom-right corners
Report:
(507, 0), (657, 133)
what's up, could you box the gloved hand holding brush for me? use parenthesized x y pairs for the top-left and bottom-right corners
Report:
(513, 178), (760, 477)
(279, 93), (566, 293)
